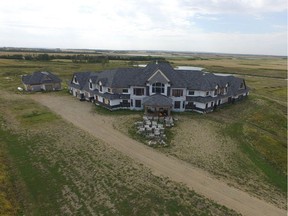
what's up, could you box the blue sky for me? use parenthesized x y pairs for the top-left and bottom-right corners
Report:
(0, 0), (287, 55)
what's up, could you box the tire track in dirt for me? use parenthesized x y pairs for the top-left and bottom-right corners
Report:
(31, 94), (286, 216)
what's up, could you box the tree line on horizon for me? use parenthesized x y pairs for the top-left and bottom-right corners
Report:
(0, 53), (165, 63)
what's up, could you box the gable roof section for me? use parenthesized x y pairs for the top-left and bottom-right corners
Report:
(147, 69), (170, 83)
(22, 71), (61, 85)
(143, 94), (173, 107)
(136, 62), (185, 87)
(70, 72), (92, 90)
(91, 68), (143, 88)
(179, 70), (234, 90)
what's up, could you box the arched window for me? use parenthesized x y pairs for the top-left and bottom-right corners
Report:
(152, 82), (165, 94)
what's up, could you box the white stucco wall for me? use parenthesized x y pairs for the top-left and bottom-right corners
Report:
(187, 90), (211, 97)
(110, 99), (121, 106)
(31, 85), (42, 91)
(194, 102), (206, 109)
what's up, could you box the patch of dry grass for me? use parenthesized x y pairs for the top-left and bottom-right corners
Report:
(0, 94), (240, 215)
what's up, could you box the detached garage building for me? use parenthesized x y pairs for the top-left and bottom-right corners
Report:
(22, 71), (62, 91)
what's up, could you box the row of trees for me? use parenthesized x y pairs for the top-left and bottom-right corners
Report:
(0, 53), (166, 63)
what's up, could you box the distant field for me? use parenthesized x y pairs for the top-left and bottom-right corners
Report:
(169, 56), (287, 79)
(0, 59), (131, 92)
(0, 54), (286, 214)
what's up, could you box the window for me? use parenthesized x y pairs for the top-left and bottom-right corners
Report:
(152, 82), (165, 94)
(89, 82), (93, 89)
(174, 101), (181, 109)
(133, 88), (144, 96)
(104, 98), (110, 105)
(73, 76), (78, 84)
(135, 100), (141, 108)
(188, 90), (195, 96)
(240, 83), (244, 89)
(122, 88), (129, 94)
(99, 85), (103, 92)
(108, 88), (112, 93)
(122, 99), (130, 107)
(206, 91), (209, 96)
(172, 89), (183, 97)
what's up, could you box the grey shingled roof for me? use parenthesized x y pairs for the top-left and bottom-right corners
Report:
(22, 71), (61, 85)
(94, 68), (143, 88)
(134, 62), (186, 87)
(143, 94), (173, 107)
(69, 72), (93, 90)
(69, 62), (249, 98)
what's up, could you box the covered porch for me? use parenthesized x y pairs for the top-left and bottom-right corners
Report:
(143, 94), (173, 117)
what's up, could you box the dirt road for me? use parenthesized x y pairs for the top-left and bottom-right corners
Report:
(31, 94), (286, 216)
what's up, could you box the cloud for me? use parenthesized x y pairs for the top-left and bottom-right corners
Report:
(0, 0), (286, 55)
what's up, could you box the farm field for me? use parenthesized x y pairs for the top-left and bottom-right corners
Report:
(169, 56), (287, 79)
(0, 53), (287, 215)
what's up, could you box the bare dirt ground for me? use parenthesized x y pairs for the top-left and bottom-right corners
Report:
(30, 94), (286, 216)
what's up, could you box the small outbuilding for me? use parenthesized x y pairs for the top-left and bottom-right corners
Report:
(22, 71), (62, 91)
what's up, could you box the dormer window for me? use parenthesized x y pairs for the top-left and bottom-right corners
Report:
(188, 90), (195, 96)
(122, 88), (129, 94)
(108, 88), (112, 93)
(240, 83), (244, 89)
(99, 81), (103, 92)
(88, 79), (93, 89)
(73, 76), (78, 84)
(206, 91), (209, 96)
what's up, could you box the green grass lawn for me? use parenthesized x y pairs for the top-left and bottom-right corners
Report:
(207, 94), (287, 188)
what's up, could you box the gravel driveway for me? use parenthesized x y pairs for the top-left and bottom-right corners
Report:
(31, 94), (286, 216)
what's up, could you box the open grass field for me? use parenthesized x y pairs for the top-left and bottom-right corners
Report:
(169, 56), (287, 79)
(0, 93), (240, 215)
(0, 53), (287, 215)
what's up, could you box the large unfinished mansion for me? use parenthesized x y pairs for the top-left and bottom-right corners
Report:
(69, 62), (249, 114)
